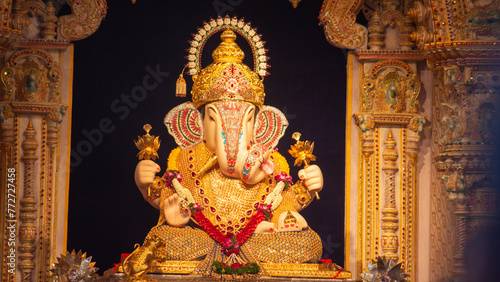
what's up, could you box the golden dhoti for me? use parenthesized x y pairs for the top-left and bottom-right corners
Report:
(147, 224), (322, 263)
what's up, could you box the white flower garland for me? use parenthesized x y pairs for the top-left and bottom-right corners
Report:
(172, 178), (195, 205)
(264, 181), (285, 211)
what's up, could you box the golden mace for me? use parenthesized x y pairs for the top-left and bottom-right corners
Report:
(288, 132), (320, 200)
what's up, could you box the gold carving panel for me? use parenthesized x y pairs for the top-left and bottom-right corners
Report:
(1, 49), (62, 103)
(361, 60), (421, 114)
(410, 0), (500, 45)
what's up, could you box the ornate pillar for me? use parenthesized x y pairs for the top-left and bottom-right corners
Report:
(408, 0), (500, 279)
(18, 120), (38, 281)
(0, 1), (107, 281)
(320, 0), (425, 280)
(381, 130), (399, 260)
(353, 111), (424, 281)
(431, 61), (500, 280)
(320, 0), (499, 280)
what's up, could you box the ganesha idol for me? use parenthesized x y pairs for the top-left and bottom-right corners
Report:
(124, 18), (338, 280)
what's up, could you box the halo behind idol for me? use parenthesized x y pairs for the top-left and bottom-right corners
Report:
(187, 15), (270, 77)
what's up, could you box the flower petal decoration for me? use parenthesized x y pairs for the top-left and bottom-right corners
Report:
(360, 256), (409, 282)
(289, 140), (316, 167)
(134, 124), (161, 160)
(50, 250), (98, 281)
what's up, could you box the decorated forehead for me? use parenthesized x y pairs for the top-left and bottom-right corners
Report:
(211, 100), (253, 115)
(179, 15), (270, 108)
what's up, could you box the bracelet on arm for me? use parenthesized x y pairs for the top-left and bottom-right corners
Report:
(145, 176), (165, 201)
(291, 180), (314, 209)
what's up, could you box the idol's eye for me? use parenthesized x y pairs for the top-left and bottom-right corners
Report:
(247, 108), (254, 122)
(208, 108), (216, 121)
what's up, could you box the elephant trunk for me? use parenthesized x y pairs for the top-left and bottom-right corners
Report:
(214, 102), (251, 176)
(216, 127), (243, 175)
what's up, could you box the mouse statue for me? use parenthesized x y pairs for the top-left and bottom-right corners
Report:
(124, 17), (345, 281)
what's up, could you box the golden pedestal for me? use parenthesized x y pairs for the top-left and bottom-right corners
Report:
(260, 262), (351, 279)
(117, 261), (352, 279)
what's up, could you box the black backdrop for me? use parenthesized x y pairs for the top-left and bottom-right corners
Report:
(67, 0), (348, 273)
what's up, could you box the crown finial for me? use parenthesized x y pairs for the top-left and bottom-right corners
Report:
(221, 29), (236, 42)
(212, 29), (244, 63)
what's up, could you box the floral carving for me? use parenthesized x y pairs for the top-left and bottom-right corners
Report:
(48, 106), (67, 123)
(440, 104), (464, 145)
(353, 114), (375, 133)
(408, 116), (425, 134)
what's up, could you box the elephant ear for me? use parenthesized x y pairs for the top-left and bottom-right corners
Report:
(164, 102), (203, 149)
(254, 106), (289, 151)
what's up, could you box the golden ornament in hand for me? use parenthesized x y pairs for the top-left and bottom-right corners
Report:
(134, 124), (161, 160)
(288, 132), (319, 200)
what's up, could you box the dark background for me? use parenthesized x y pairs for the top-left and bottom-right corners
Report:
(67, 0), (348, 274)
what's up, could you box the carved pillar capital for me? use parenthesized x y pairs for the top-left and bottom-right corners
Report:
(57, 0), (108, 41)
(354, 113), (375, 162)
(318, 0), (368, 50)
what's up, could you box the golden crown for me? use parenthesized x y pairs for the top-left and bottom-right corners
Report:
(191, 29), (265, 108)
(180, 16), (270, 108)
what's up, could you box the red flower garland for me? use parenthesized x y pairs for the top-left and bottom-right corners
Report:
(192, 209), (266, 251)
(235, 210), (266, 244)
